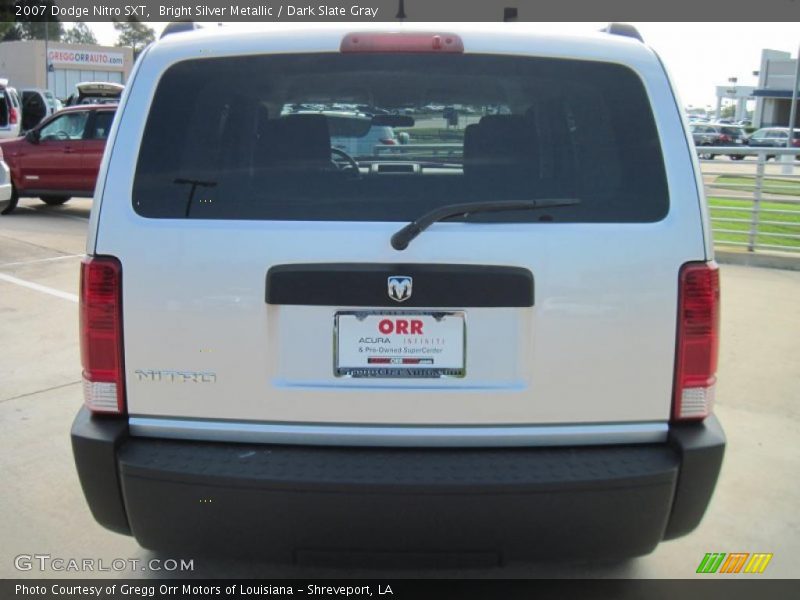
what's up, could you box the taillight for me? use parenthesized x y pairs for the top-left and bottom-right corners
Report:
(792, 138), (800, 148)
(80, 256), (125, 415)
(341, 32), (464, 53)
(380, 138), (398, 145)
(9, 107), (18, 125)
(673, 261), (720, 421)
(718, 134), (731, 143)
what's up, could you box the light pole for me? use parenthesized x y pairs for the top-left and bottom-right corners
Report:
(727, 76), (738, 121)
(44, 13), (49, 90)
(787, 44), (799, 149)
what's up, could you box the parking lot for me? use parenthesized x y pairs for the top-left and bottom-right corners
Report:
(1, 195), (799, 579)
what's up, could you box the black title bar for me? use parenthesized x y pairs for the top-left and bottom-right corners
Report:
(3, 579), (800, 600)
(3, 0), (800, 22)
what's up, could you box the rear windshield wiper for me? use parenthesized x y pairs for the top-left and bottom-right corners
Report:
(390, 198), (581, 250)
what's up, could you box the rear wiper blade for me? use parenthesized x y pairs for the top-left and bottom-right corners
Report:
(390, 198), (581, 251)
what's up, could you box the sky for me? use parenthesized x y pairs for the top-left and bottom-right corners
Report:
(86, 21), (799, 109)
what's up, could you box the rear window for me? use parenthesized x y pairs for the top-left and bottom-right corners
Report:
(133, 53), (668, 222)
(321, 114), (372, 138)
(720, 126), (744, 136)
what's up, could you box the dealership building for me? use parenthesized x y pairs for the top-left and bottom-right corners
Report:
(0, 40), (133, 100)
(753, 49), (800, 128)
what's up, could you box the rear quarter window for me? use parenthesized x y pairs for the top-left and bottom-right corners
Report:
(133, 53), (669, 223)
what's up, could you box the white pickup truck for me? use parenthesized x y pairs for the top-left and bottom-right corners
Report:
(72, 23), (724, 564)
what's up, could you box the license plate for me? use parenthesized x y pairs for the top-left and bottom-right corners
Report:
(735, 139), (743, 144)
(335, 311), (465, 378)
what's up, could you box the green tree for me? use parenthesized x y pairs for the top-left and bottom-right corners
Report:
(14, 1), (64, 40)
(0, 23), (22, 41)
(63, 22), (97, 45)
(720, 104), (736, 119)
(113, 18), (155, 60)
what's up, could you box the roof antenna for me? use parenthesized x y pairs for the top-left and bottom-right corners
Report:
(503, 7), (518, 22)
(396, 0), (407, 20)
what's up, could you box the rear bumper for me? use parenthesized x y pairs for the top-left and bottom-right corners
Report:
(0, 183), (10, 211)
(71, 407), (724, 562)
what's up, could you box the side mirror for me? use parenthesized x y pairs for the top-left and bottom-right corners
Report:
(25, 130), (40, 144)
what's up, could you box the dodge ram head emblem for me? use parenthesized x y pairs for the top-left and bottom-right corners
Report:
(387, 276), (413, 303)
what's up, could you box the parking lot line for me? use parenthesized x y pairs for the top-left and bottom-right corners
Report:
(0, 254), (83, 268)
(0, 272), (78, 303)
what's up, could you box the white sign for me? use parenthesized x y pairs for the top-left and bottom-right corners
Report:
(335, 312), (465, 378)
(47, 48), (124, 68)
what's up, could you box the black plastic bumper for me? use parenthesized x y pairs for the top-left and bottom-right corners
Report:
(71, 407), (724, 562)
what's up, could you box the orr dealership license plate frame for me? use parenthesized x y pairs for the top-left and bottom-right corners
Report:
(334, 311), (466, 378)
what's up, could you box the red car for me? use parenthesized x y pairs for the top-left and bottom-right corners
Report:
(0, 104), (116, 214)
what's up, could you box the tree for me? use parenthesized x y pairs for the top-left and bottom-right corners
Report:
(63, 22), (97, 45)
(14, 1), (64, 41)
(720, 104), (736, 119)
(113, 18), (155, 60)
(0, 23), (22, 42)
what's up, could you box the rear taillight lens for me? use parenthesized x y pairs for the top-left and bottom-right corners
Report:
(9, 107), (18, 125)
(792, 139), (800, 148)
(719, 134), (731, 143)
(341, 32), (464, 53)
(673, 261), (720, 421)
(80, 256), (125, 414)
(380, 138), (397, 145)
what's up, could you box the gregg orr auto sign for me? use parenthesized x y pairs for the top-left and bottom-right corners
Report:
(48, 49), (124, 67)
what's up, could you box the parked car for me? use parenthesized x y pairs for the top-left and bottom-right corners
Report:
(0, 104), (116, 214)
(0, 79), (22, 140)
(20, 88), (58, 132)
(746, 127), (800, 159)
(72, 24), (724, 563)
(283, 110), (399, 158)
(64, 81), (124, 106)
(690, 123), (747, 159)
(0, 151), (12, 214)
(328, 113), (398, 157)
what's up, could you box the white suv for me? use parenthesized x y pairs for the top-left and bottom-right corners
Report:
(72, 24), (725, 564)
(0, 80), (22, 139)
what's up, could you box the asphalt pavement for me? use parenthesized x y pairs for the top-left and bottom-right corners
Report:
(0, 196), (798, 579)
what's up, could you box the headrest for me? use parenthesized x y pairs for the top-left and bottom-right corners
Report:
(264, 114), (331, 165)
(464, 115), (537, 180)
(476, 115), (533, 157)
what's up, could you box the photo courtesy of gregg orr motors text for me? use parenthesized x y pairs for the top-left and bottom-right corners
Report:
(16, 584), (391, 596)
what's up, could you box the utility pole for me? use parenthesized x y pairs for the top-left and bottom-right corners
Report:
(44, 13), (49, 90)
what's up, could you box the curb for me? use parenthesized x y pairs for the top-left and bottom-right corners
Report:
(715, 249), (800, 272)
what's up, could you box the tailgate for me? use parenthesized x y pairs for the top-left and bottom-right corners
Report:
(93, 39), (707, 443)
